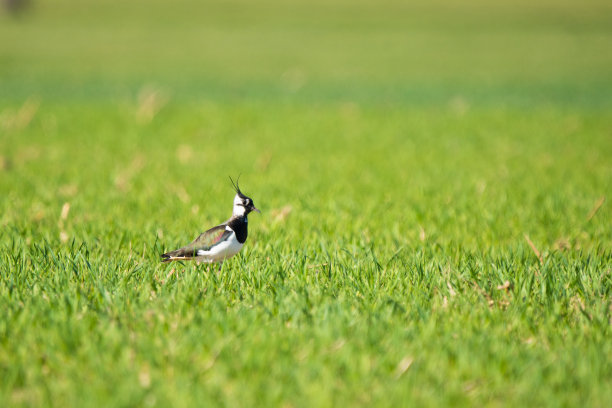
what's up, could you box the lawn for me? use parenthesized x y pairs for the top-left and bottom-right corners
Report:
(1, 0), (611, 406)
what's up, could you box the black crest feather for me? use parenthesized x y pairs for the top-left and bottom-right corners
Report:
(229, 175), (244, 196)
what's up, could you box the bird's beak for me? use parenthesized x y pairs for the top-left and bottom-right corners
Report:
(253, 207), (261, 213)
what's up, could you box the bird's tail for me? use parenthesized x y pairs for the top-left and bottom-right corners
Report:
(161, 248), (194, 262)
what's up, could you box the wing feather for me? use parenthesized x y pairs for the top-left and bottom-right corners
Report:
(161, 224), (231, 261)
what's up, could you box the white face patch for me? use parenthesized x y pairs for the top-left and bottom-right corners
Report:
(232, 193), (245, 216)
(233, 203), (246, 216)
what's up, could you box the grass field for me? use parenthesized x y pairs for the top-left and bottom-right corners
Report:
(1, 0), (611, 406)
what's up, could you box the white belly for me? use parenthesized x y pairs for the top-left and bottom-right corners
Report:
(196, 232), (244, 263)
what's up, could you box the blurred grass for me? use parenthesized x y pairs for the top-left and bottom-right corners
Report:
(1, 0), (612, 105)
(1, 0), (612, 407)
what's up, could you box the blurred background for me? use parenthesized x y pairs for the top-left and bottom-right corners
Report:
(2, 0), (611, 105)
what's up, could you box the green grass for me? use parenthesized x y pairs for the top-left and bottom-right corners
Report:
(1, 0), (611, 406)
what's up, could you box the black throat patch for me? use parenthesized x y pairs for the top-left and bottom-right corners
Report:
(228, 216), (248, 243)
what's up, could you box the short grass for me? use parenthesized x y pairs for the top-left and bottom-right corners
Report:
(1, 1), (611, 406)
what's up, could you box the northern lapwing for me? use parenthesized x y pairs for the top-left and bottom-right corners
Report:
(161, 178), (260, 271)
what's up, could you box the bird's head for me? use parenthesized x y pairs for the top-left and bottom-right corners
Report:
(230, 176), (260, 216)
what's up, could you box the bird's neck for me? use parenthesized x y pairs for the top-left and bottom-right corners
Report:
(230, 213), (248, 224)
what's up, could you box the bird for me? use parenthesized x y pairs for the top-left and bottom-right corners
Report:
(161, 177), (260, 271)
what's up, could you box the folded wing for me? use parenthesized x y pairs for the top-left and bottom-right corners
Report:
(161, 224), (232, 261)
